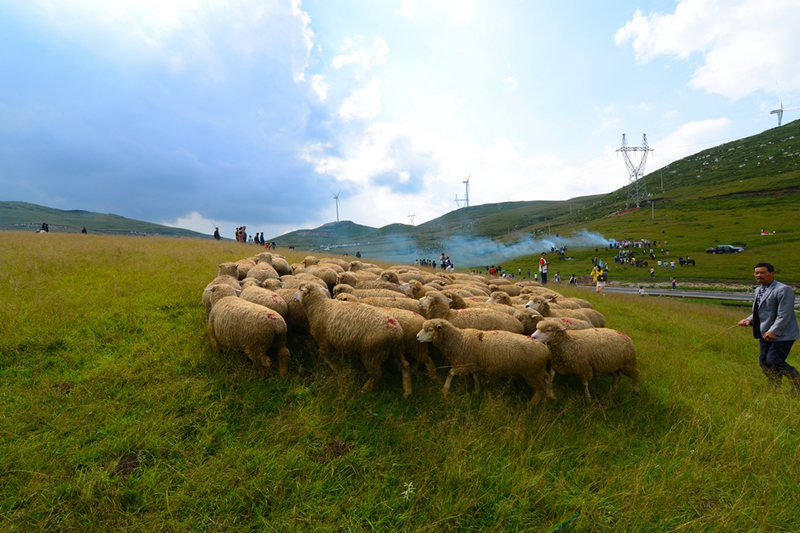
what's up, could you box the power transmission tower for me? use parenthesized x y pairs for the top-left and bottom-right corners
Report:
(455, 174), (471, 207)
(333, 192), (341, 222)
(617, 134), (653, 208)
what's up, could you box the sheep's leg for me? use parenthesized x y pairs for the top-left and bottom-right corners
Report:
(316, 342), (338, 372)
(442, 370), (456, 399)
(610, 371), (621, 392)
(622, 365), (641, 393)
(472, 373), (481, 395)
(270, 333), (291, 378)
(528, 388), (543, 407)
(207, 322), (222, 352)
(582, 381), (592, 401)
(395, 353), (413, 398)
(361, 355), (383, 392)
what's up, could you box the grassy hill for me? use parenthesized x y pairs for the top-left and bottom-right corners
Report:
(0, 201), (209, 238)
(3, 232), (800, 530)
(273, 119), (800, 283)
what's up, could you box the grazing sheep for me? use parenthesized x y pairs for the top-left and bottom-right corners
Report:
(549, 316), (594, 331)
(358, 296), (423, 313)
(445, 291), (517, 316)
(526, 296), (605, 328)
(203, 282), (239, 317)
(275, 287), (311, 333)
(354, 278), (409, 295)
(489, 284), (522, 297)
(217, 262), (239, 278)
(233, 258), (256, 280)
(305, 265), (340, 291)
(376, 307), (438, 381)
(279, 273), (328, 290)
(416, 319), (554, 406)
(532, 319), (639, 400)
(206, 274), (241, 291)
(420, 291), (524, 334)
(207, 286), (291, 377)
(245, 262), (280, 283)
(513, 308), (545, 335)
(257, 252), (292, 276)
(295, 283), (412, 397)
(240, 285), (289, 318)
(339, 287), (413, 300)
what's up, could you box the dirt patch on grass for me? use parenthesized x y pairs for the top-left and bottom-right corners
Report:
(312, 439), (351, 464)
(112, 453), (140, 477)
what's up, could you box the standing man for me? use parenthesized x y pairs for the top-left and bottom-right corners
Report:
(738, 263), (800, 390)
(539, 252), (549, 285)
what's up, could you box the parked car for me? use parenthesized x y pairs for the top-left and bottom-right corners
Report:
(706, 244), (744, 254)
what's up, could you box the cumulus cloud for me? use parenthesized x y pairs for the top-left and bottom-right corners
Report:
(332, 36), (389, 70)
(312, 74), (328, 101)
(614, 0), (800, 99)
(338, 79), (382, 121)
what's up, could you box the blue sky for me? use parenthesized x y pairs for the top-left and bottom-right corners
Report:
(2, 0), (798, 238)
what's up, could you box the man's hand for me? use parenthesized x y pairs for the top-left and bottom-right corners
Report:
(763, 331), (777, 342)
(738, 319), (751, 327)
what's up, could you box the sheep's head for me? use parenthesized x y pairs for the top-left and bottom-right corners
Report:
(208, 283), (238, 308)
(218, 262), (239, 277)
(380, 271), (400, 283)
(294, 282), (326, 303)
(487, 291), (511, 305)
(302, 256), (319, 267)
(416, 319), (447, 343)
(335, 293), (358, 302)
(515, 308), (544, 333)
(531, 319), (566, 343)
(525, 296), (548, 313)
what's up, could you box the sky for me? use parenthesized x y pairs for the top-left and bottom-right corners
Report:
(2, 0), (799, 239)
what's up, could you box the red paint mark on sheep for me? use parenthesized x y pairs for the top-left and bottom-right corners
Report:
(615, 330), (630, 339)
(561, 318), (575, 324)
(385, 317), (399, 327)
(266, 313), (280, 321)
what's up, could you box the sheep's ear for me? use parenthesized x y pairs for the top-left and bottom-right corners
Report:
(234, 289), (241, 296)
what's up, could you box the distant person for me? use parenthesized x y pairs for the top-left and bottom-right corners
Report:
(554, 271), (560, 283)
(569, 274), (576, 285)
(595, 269), (607, 296)
(538, 252), (549, 284)
(81, 226), (87, 234)
(671, 277), (677, 290)
(213, 227), (220, 240)
(738, 263), (800, 391)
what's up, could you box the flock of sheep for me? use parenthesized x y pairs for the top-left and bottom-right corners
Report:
(203, 251), (640, 403)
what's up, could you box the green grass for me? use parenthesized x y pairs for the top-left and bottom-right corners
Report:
(2, 232), (800, 531)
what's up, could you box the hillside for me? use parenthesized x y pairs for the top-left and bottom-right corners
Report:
(271, 119), (800, 269)
(0, 201), (209, 238)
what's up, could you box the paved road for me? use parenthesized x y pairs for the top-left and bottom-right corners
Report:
(577, 285), (800, 306)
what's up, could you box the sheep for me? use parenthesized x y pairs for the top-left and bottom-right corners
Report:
(419, 291), (524, 334)
(375, 307), (438, 381)
(489, 283), (522, 297)
(256, 252), (292, 276)
(233, 258), (256, 280)
(239, 285), (289, 318)
(358, 296), (424, 313)
(416, 319), (554, 406)
(335, 286), (413, 300)
(513, 308), (545, 335)
(217, 262), (239, 278)
(206, 286), (291, 377)
(295, 283), (412, 397)
(532, 319), (639, 400)
(354, 278), (409, 295)
(525, 296), (605, 328)
(203, 282), (239, 317)
(274, 287), (311, 333)
(279, 273), (328, 290)
(444, 291), (517, 316)
(245, 262), (280, 283)
(206, 274), (241, 291)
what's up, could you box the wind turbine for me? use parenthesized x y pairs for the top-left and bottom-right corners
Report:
(770, 99), (800, 126)
(333, 192), (341, 223)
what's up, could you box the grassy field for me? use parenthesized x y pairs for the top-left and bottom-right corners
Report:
(2, 232), (800, 531)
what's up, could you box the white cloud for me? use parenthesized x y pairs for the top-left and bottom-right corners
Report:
(161, 211), (218, 234)
(332, 36), (389, 70)
(338, 79), (382, 121)
(311, 74), (328, 101)
(615, 0), (800, 100)
(503, 76), (519, 94)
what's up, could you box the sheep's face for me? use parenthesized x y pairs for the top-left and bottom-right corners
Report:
(525, 299), (542, 312)
(416, 320), (443, 343)
(532, 321), (564, 342)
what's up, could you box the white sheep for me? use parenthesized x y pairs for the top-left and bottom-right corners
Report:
(239, 285), (289, 318)
(419, 291), (524, 334)
(525, 296), (605, 328)
(206, 285), (291, 377)
(416, 319), (554, 406)
(295, 283), (412, 397)
(532, 319), (639, 400)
